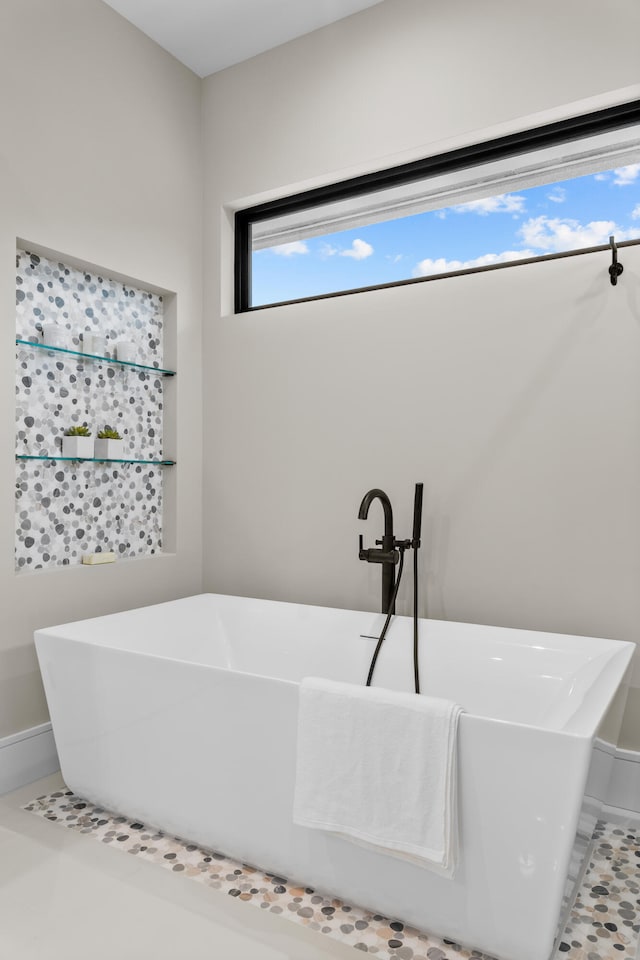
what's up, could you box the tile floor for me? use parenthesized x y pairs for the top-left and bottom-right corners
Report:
(1, 773), (639, 960)
(0, 774), (356, 960)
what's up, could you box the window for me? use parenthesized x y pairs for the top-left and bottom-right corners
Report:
(235, 102), (640, 312)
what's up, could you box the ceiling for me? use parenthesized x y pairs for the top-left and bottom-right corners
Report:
(101, 0), (384, 78)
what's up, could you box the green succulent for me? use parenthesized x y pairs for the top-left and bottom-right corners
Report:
(97, 427), (122, 440)
(64, 425), (91, 437)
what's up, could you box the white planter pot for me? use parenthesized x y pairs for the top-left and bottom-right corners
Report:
(94, 438), (124, 460)
(62, 436), (94, 459)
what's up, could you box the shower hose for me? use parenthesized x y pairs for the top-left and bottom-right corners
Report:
(365, 544), (420, 694)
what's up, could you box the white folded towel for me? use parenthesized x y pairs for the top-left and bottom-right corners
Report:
(293, 677), (463, 877)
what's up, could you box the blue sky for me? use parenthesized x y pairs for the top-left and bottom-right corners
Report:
(252, 164), (640, 306)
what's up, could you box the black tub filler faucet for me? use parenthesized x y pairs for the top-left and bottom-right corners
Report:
(358, 483), (424, 692)
(357, 488), (399, 615)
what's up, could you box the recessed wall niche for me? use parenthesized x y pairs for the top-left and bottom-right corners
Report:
(14, 246), (175, 572)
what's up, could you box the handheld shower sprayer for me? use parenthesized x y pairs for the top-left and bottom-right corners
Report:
(412, 482), (423, 549)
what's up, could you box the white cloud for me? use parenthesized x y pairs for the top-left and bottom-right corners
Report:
(547, 187), (566, 203)
(595, 165), (640, 186)
(386, 254), (403, 264)
(413, 249), (534, 277)
(613, 164), (640, 186)
(632, 204), (640, 220)
(340, 238), (374, 260)
(452, 193), (526, 216)
(320, 243), (338, 258)
(413, 212), (638, 280)
(271, 240), (309, 256)
(518, 216), (631, 251)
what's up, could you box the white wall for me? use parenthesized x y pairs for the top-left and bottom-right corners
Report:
(0, 0), (203, 737)
(202, 0), (640, 747)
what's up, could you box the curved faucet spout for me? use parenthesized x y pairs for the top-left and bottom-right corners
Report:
(358, 488), (394, 538)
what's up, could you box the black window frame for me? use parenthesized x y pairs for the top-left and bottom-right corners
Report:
(235, 100), (640, 313)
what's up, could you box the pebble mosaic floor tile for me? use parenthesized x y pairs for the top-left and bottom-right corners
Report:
(25, 790), (639, 960)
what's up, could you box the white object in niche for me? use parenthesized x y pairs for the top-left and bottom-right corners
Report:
(83, 333), (107, 356)
(41, 324), (65, 347)
(62, 436), (94, 459)
(94, 438), (124, 460)
(116, 341), (136, 362)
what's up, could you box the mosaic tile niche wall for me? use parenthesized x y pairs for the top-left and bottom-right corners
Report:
(15, 248), (168, 572)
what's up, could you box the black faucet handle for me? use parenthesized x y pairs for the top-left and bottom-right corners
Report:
(358, 534), (368, 561)
(359, 535), (400, 564)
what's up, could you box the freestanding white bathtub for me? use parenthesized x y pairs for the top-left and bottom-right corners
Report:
(35, 593), (633, 960)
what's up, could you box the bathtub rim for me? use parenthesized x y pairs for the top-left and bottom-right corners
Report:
(34, 594), (635, 742)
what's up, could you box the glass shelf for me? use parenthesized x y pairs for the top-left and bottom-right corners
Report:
(15, 338), (176, 377)
(16, 455), (175, 466)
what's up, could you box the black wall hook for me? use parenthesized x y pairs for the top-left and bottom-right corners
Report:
(609, 235), (624, 286)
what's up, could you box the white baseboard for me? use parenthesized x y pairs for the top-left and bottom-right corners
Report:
(0, 722), (60, 796)
(606, 747), (640, 815)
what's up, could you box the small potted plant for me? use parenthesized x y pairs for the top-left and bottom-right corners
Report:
(62, 425), (93, 459)
(94, 426), (124, 460)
